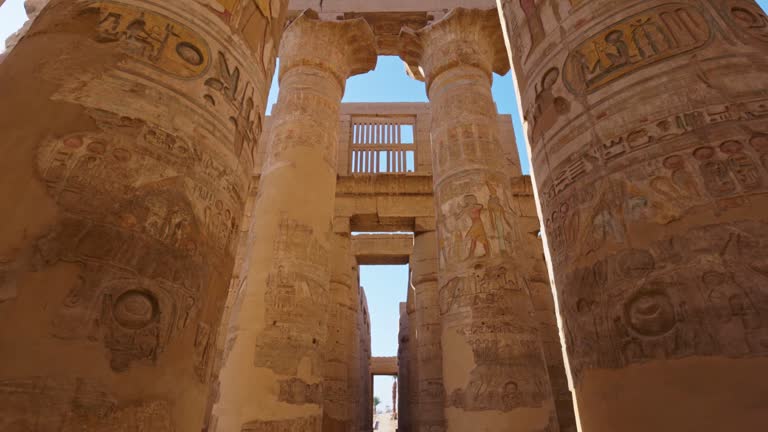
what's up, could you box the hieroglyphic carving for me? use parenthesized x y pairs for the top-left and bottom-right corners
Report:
(94, 1), (211, 79)
(34, 112), (247, 372)
(91, 2), (267, 169)
(253, 217), (329, 376)
(447, 337), (549, 411)
(240, 415), (322, 432)
(439, 262), (551, 412)
(544, 126), (768, 265)
(561, 221), (768, 381)
(563, 3), (713, 94)
(38, 117), (244, 255)
(0, 378), (173, 431)
(717, 0), (768, 45)
(278, 378), (323, 405)
(439, 264), (523, 315)
(203, 51), (263, 165)
(197, 0), (284, 74)
(540, 98), (768, 204)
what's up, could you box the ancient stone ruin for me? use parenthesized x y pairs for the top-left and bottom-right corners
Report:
(0, 0), (767, 431)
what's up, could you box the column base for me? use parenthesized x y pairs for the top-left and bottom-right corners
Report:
(577, 356), (768, 432)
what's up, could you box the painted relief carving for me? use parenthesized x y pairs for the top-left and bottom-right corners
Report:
(34, 112), (247, 372)
(94, 2), (211, 79)
(563, 3), (712, 94)
(520, 0), (545, 57)
(540, 99), (768, 203)
(561, 221), (768, 381)
(544, 127), (768, 264)
(524, 67), (570, 144)
(436, 175), (523, 269)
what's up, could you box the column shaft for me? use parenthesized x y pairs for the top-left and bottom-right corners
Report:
(397, 301), (412, 431)
(359, 289), (373, 431)
(211, 11), (376, 431)
(401, 8), (560, 432)
(412, 231), (447, 432)
(498, 0), (768, 430)
(324, 230), (360, 431)
(0, 1), (285, 430)
(406, 282), (420, 430)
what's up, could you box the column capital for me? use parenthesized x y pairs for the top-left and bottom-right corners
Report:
(399, 8), (509, 90)
(279, 10), (377, 90)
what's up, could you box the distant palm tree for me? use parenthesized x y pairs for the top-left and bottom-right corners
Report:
(373, 396), (381, 413)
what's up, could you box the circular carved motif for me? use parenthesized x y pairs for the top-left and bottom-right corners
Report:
(625, 291), (676, 337)
(113, 290), (158, 330)
(176, 42), (205, 66)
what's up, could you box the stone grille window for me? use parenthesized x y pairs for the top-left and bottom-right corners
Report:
(350, 116), (416, 173)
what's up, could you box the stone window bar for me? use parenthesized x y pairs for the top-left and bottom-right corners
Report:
(350, 116), (416, 173)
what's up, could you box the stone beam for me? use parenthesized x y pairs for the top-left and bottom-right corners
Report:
(371, 356), (399, 376)
(353, 234), (414, 265)
(336, 175), (436, 233)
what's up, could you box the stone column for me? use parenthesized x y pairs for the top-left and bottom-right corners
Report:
(324, 227), (361, 431)
(508, 178), (577, 432)
(360, 288), (373, 431)
(0, 0), (286, 430)
(406, 280), (420, 430)
(397, 302), (412, 431)
(497, 0), (768, 431)
(211, 11), (377, 432)
(411, 231), (447, 432)
(400, 8), (559, 431)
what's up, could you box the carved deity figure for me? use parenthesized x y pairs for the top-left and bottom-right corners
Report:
(520, 0), (545, 55)
(486, 182), (514, 256)
(458, 194), (490, 260)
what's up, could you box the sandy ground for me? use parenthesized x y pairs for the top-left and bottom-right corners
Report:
(373, 413), (398, 432)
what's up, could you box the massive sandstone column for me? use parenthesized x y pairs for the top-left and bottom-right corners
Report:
(211, 11), (377, 432)
(411, 231), (447, 432)
(397, 301), (412, 432)
(359, 288), (373, 432)
(324, 228), (361, 431)
(406, 280), (420, 430)
(498, 0), (768, 430)
(400, 8), (559, 431)
(0, 0), (286, 430)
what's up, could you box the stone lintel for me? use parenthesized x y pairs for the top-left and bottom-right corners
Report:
(371, 356), (399, 376)
(353, 234), (414, 265)
(252, 174), (434, 233)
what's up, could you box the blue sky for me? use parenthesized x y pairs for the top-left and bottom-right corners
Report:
(3, 0), (768, 415)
